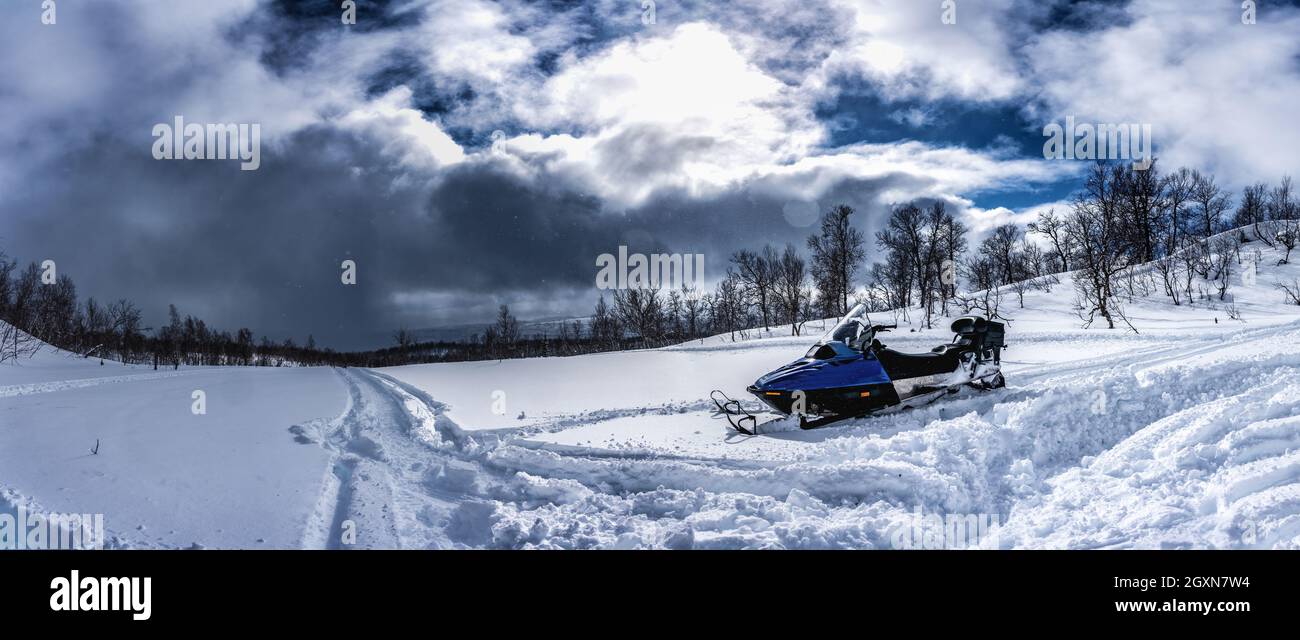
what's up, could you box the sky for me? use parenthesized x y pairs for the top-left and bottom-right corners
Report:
(2, 0), (1299, 349)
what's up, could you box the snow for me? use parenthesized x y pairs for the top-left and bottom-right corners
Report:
(1, 348), (345, 548)
(3, 237), (1300, 548)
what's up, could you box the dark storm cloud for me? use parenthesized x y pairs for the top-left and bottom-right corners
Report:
(4, 126), (413, 348)
(1, 110), (920, 350)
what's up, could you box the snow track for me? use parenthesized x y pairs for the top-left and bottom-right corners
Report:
(0, 369), (209, 398)
(364, 320), (1300, 548)
(300, 368), (528, 549)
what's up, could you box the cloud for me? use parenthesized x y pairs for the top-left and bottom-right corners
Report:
(4, 0), (1297, 349)
(1023, 0), (1300, 188)
(338, 87), (465, 168)
(420, 0), (538, 85)
(812, 0), (1026, 103)
(499, 22), (823, 207)
(965, 200), (1073, 238)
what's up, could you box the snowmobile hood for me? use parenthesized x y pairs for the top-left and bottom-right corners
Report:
(753, 343), (891, 392)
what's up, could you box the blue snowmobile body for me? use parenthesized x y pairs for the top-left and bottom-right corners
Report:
(747, 340), (901, 417)
(729, 304), (1005, 431)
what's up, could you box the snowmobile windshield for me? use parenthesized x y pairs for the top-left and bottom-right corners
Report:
(817, 304), (871, 351)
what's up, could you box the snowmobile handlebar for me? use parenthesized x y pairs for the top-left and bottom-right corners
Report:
(872, 324), (897, 332)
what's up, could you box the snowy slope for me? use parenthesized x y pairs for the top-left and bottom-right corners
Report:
(376, 240), (1300, 549)
(3, 238), (1299, 549)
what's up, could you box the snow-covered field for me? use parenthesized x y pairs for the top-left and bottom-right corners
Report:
(0, 353), (345, 548)
(4, 243), (1300, 549)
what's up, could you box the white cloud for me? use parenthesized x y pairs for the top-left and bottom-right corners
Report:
(965, 200), (1072, 237)
(812, 0), (1025, 102)
(426, 6), (1061, 212)
(1024, 0), (1300, 189)
(338, 87), (465, 169)
(470, 15), (1076, 214)
(495, 22), (824, 206)
(419, 0), (537, 85)
(766, 142), (1072, 197)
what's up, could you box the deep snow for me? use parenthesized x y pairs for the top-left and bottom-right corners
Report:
(3, 239), (1300, 549)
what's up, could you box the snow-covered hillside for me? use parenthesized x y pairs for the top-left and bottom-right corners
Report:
(3, 239), (1300, 549)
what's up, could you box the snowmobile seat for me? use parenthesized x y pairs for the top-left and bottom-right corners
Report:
(875, 347), (963, 380)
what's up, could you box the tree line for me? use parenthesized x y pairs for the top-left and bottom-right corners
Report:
(581, 160), (1299, 348)
(0, 256), (369, 367)
(1026, 163), (1297, 329)
(3, 161), (1295, 367)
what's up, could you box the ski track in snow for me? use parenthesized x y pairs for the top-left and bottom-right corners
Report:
(0, 369), (211, 398)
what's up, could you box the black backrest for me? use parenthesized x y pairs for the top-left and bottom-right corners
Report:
(951, 316), (1006, 349)
(984, 321), (1006, 348)
(951, 316), (988, 335)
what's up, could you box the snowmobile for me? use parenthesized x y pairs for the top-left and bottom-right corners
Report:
(713, 304), (1005, 434)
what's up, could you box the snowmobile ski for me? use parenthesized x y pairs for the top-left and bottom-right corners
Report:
(711, 389), (785, 435)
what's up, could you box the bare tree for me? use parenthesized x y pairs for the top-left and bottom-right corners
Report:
(1268, 176), (1298, 264)
(679, 283), (707, 340)
(772, 245), (810, 335)
(393, 327), (415, 352)
(1235, 182), (1270, 231)
(1117, 159), (1163, 263)
(1160, 167), (1196, 255)
(875, 203), (923, 313)
(590, 295), (621, 348)
(807, 204), (867, 317)
(1153, 255), (1182, 305)
(871, 201), (968, 328)
(711, 270), (747, 341)
(1277, 222), (1299, 265)
(1191, 170), (1232, 238)
(935, 204), (969, 315)
(109, 298), (143, 361)
(955, 261), (1006, 321)
(956, 252), (1008, 319)
(1007, 240), (1051, 308)
(981, 223), (1023, 287)
(730, 245), (779, 332)
(1177, 235), (1204, 303)
(0, 252), (13, 321)
(495, 304), (520, 347)
(1278, 280), (1300, 306)
(1267, 176), (1296, 221)
(0, 321), (40, 363)
(1027, 208), (1074, 272)
(1207, 235), (1238, 301)
(1064, 164), (1133, 330)
(0, 253), (37, 363)
(613, 289), (664, 344)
